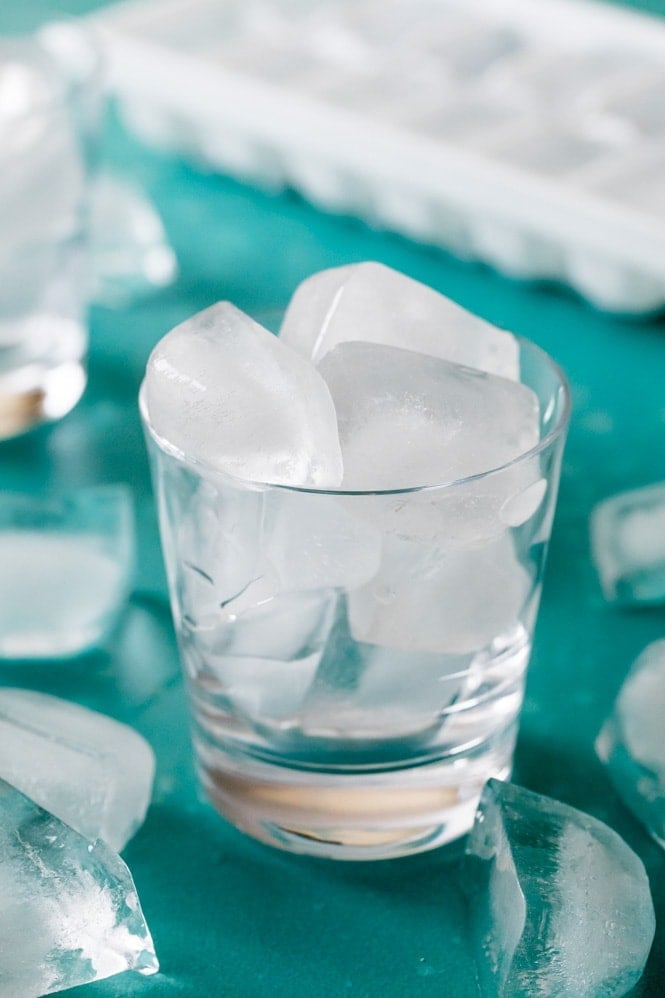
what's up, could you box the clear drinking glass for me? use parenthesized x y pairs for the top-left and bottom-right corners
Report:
(141, 336), (570, 860)
(0, 26), (99, 439)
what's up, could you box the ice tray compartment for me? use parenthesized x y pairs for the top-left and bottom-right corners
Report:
(95, 0), (665, 314)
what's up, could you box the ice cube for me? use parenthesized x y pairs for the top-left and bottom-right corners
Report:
(177, 478), (266, 627)
(179, 484), (381, 633)
(279, 261), (519, 379)
(0, 689), (154, 852)
(296, 598), (470, 744)
(263, 489), (382, 591)
(319, 341), (539, 490)
(0, 779), (158, 996)
(465, 779), (656, 997)
(143, 301), (343, 487)
(197, 651), (323, 725)
(0, 486), (134, 659)
(181, 589), (337, 720)
(89, 171), (178, 307)
(596, 639), (665, 848)
(336, 457), (547, 549)
(188, 586), (337, 661)
(591, 481), (665, 604)
(349, 533), (533, 655)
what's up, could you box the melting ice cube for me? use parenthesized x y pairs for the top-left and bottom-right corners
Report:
(0, 689), (154, 852)
(280, 261), (519, 378)
(0, 779), (158, 997)
(596, 639), (665, 848)
(0, 486), (134, 659)
(465, 779), (656, 997)
(318, 341), (539, 490)
(591, 481), (665, 604)
(143, 301), (343, 487)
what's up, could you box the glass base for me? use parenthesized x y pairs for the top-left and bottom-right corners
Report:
(195, 726), (516, 861)
(0, 360), (86, 440)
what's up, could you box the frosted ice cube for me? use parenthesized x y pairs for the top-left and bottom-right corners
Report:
(349, 532), (532, 655)
(143, 301), (343, 487)
(0, 486), (134, 659)
(89, 171), (178, 307)
(0, 689), (154, 852)
(319, 341), (539, 490)
(596, 639), (665, 848)
(591, 481), (665, 604)
(0, 780), (158, 997)
(465, 779), (656, 998)
(280, 261), (519, 379)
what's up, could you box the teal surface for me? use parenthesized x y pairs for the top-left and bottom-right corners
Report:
(2, 1), (665, 995)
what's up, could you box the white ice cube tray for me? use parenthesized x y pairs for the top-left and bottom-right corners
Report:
(94, 0), (665, 314)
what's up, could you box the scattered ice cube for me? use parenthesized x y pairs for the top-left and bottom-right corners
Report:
(279, 261), (519, 379)
(349, 532), (533, 655)
(110, 595), (182, 709)
(318, 341), (539, 490)
(89, 170), (178, 307)
(0, 689), (154, 852)
(143, 301), (343, 487)
(0, 779), (158, 997)
(465, 779), (656, 998)
(591, 481), (665, 604)
(596, 639), (665, 848)
(0, 486), (134, 659)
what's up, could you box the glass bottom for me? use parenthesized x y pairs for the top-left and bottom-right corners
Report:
(0, 359), (86, 440)
(194, 723), (517, 860)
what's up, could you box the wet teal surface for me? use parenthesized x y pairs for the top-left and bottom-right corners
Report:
(1, 1), (664, 995)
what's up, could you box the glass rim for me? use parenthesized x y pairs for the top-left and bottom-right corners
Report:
(139, 334), (571, 498)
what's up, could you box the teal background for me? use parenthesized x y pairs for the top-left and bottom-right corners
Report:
(1, 1), (664, 994)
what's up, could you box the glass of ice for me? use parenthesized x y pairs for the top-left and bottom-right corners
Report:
(141, 307), (569, 860)
(0, 26), (98, 439)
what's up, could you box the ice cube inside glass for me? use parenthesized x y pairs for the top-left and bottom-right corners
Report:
(140, 291), (569, 860)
